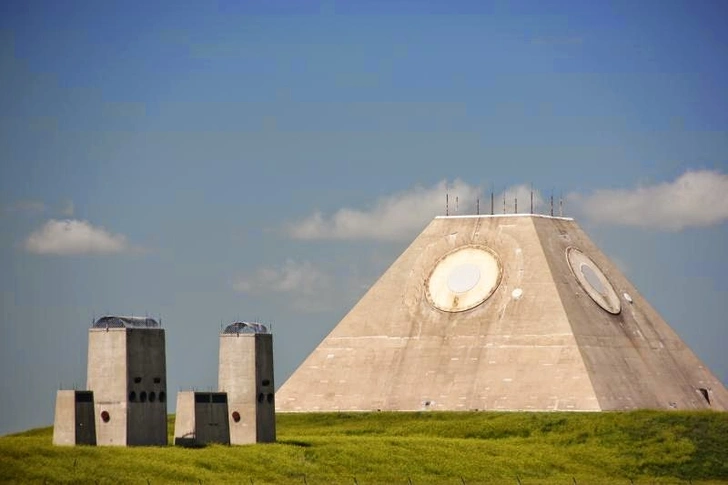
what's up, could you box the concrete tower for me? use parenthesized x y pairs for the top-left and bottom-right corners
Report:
(87, 316), (167, 446)
(174, 391), (230, 447)
(218, 322), (275, 444)
(52, 390), (96, 446)
(277, 215), (728, 412)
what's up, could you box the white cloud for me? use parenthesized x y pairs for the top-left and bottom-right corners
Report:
(24, 219), (133, 255)
(286, 179), (481, 241)
(570, 170), (728, 230)
(233, 259), (334, 312)
(234, 259), (329, 295)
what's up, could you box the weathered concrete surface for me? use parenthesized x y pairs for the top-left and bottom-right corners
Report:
(533, 217), (728, 410)
(277, 215), (728, 412)
(218, 333), (275, 444)
(174, 391), (230, 446)
(87, 329), (128, 445)
(87, 328), (167, 445)
(52, 390), (95, 446)
(125, 328), (167, 446)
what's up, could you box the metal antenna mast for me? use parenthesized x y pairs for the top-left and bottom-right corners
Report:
(530, 184), (534, 214)
(550, 191), (554, 217)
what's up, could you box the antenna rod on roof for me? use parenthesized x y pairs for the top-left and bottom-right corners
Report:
(559, 192), (563, 217)
(530, 184), (534, 214)
(455, 196), (459, 214)
(476, 197), (480, 215)
(503, 190), (506, 214)
(550, 192), (554, 217)
(446, 192), (449, 216)
(491, 191), (494, 215)
(515, 195), (517, 214)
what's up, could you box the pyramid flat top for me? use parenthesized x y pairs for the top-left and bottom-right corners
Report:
(436, 213), (574, 221)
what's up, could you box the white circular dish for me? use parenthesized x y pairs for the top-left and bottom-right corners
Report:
(426, 245), (502, 312)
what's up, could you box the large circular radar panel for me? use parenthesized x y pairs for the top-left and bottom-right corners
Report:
(426, 245), (502, 313)
(566, 247), (621, 314)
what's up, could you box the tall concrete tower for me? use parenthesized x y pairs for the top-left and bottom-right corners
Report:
(278, 214), (728, 412)
(218, 322), (275, 444)
(87, 316), (167, 446)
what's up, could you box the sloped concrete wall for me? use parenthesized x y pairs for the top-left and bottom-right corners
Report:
(533, 217), (728, 410)
(277, 214), (728, 413)
(277, 215), (599, 412)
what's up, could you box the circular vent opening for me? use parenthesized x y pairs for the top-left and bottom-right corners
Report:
(567, 247), (621, 314)
(426, 245), (502, 313)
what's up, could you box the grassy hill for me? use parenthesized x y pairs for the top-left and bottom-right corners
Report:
(1, 411), (727, 484)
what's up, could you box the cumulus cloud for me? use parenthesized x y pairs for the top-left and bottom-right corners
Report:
(570, 170), (728, 230)
(286, 179), (481, 241)
(234, 259), (329, 295)
(24, 219), (133, 255)
(233, 259), (334, 312)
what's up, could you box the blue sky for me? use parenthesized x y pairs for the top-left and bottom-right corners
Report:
(1, 0), (727, 435)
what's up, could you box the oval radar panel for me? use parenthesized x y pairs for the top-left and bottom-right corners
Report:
(426, 245), (502, 312)
(566, 247), (621, 314)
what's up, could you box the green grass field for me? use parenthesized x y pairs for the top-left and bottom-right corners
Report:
(1, 411), (727, 484)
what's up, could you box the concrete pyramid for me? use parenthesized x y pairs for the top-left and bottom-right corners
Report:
(277, 215), (728, 412)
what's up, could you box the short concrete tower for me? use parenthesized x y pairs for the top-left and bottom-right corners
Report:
(87, 316), (168, 446)
(52, 390), (96, 446)
(218, 322), (275, 444)
(174, 391), (230, 447)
